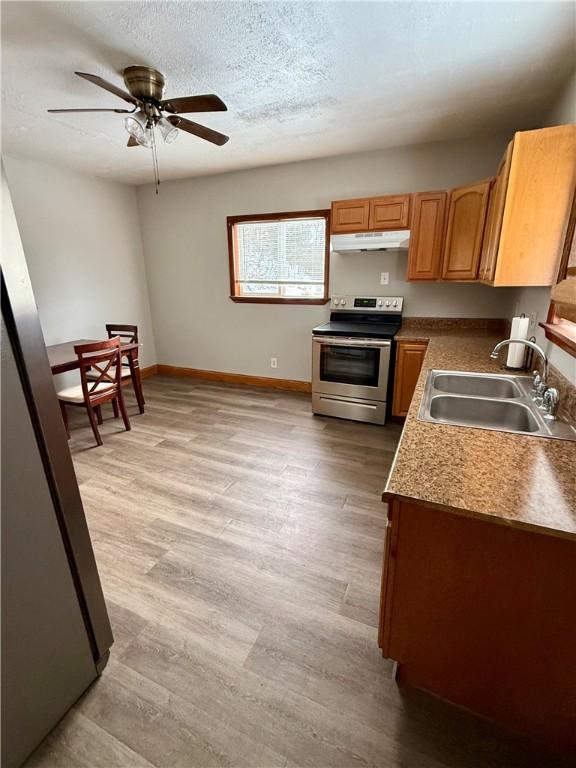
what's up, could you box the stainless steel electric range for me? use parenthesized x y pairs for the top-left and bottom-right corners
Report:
(312, 295), (403, 425)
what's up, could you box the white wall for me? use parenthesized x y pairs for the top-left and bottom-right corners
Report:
(511, 72), (576, 383)
(138, 134), (515, 382)
(3, 156), (157, 389)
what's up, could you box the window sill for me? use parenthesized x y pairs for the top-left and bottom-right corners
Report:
(540, 321), (576, 357)
(229, 296), (330, 305)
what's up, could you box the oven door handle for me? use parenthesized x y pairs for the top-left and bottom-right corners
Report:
(312, 336), (391, 348)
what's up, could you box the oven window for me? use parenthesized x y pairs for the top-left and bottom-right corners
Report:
(320, 345), (380, 387)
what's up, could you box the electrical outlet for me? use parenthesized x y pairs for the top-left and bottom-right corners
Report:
(529, 311), (537, 330)
(270, 357), (278, 369)
(380, 272), (389, 285)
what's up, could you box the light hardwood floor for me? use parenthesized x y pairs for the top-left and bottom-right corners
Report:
(26, 377), (565, 768)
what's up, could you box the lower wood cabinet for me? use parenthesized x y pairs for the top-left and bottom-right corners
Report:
(441, 180), (491, 280)
(392, 340), (428, 417)
(379, 499), (576, 749)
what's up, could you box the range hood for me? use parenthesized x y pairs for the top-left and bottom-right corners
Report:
(331, 230), (410, 253)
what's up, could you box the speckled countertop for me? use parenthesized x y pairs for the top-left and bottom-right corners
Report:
(385, 328), (576, 541)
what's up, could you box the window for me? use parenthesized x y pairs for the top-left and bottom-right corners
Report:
(227, 210), (330, 304)
(541, 197), (576, 357)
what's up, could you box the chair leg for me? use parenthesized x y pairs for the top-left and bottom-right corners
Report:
(95, 405), (103, 425)
(116, 391), (132, 433)
(59, 401), (70, 439)
(112, 399), (119, 418)
(86, 406), (103, 447)
(133, 375), (145, 413)
(129, 360), (145, 413)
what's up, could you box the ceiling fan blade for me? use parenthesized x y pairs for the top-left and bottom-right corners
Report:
(167, 116), (229, 146)
(48, 108), (133, 113)
(127, 136), (139, 147)
(75, 71), (138, 105)
(160, 94), (227, 114)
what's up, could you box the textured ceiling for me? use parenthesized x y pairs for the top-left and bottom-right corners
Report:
(1, 1), (574, 184)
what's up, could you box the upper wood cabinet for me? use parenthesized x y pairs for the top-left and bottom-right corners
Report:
(486, 125), (576, 287)
(406, 192), (447, 281)
(331, 198), (370, 233)
(392, 340), (428, 417)
(441, 180), (491, 281)
(370, 195), (411, 230)
(479, 143), (513, 282)
(334, 125), (575, 286)
(331, 194), (411, 234)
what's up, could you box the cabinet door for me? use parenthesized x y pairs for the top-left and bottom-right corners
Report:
(494, 125), (576, 286)
(369, 195), (411, 230)
(479, 143), (513, 282)
(378, 501), (400, 653)
(331, 199), (370, 233)
(392, 341), (428, 417)
(441, 181), (490, 280)
(407, 192), (447, 280)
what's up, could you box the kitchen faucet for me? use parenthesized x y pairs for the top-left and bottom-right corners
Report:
(490, 338), (548, 382)
(489, 338), (559, 418)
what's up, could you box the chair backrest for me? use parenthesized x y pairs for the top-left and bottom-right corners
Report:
(106, 324), (139, 363)
(74, 337), (122, 405)
(106, 324), (139, 344)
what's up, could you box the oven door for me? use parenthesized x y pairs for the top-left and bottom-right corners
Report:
(312, 336), (391, 402)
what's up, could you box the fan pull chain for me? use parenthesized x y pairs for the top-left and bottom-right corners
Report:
(150, 124), (160, 194)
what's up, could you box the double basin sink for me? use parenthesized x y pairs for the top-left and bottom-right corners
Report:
(419, 370), (576, 441)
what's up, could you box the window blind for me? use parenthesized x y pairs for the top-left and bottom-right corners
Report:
(234, 217), (327, 298)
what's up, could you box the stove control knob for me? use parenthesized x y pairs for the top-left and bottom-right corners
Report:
(385, 300), (391, 307)
(392, 300), (398, 307)
(341, 299), (347, 306)
(377, 300), (383, 307)
(334, 298), (340, 306)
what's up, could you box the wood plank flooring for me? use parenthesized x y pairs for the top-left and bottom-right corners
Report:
(25, 377), (566, 768)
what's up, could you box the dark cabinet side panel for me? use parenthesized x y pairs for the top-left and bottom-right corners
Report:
(1, 317), (97, 768)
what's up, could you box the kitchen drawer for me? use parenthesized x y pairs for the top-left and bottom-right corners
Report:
(312, 393), (387, 425)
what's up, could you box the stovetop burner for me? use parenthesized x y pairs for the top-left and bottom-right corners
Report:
(312, 320), (400, 339)
(312, 295), (403, 340)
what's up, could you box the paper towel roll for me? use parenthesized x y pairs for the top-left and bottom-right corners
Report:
(506, 316), (529, 368)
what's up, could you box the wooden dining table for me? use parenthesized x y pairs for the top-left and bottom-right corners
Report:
(46, 339), (145, 413)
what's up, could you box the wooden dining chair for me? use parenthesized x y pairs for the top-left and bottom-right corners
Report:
(57, 337), (131, 447)
(87, 323), (145, 414)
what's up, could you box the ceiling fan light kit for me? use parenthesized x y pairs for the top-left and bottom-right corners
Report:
(124, 110), (154, 148)
(157, 116), (179, 144)
(47, 65), (229, 192)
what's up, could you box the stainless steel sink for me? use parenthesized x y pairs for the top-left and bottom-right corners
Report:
(429, 395), (540, 433)
(419, 370), (576, 441)
(432, 372), (522, 399)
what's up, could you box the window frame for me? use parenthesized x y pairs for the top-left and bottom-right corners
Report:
(227, 209), (331, 305)
(540, 193), (576, 358)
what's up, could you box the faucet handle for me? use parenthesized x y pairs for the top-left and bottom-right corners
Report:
(531, 372), (543, 395)
(534, 380), (548, 407)
(542, 388), (560, 419)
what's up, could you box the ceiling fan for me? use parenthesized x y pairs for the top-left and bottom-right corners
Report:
(47, 66), (229, 190)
